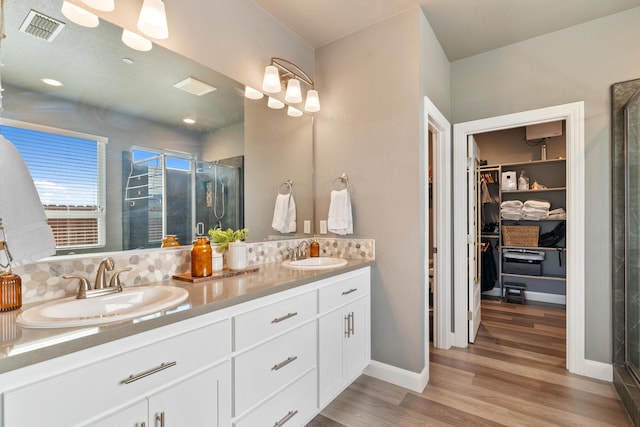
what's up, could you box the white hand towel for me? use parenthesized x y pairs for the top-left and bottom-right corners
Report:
(0, 135), (56, 267)
(500, 200), (523, 209)
(328, 189), (353, 235)
(272, 193), (289, 233)
(524, 200), (551, 210)
(286, 194), (297, 233)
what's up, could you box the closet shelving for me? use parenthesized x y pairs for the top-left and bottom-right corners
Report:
(480, 158), (567, 303)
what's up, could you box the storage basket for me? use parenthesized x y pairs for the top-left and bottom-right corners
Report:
(502, 225), (539, 247)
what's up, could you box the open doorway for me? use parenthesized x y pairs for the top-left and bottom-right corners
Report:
(451, 102), (589, 377)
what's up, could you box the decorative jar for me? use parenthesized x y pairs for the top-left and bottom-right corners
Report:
(191, 236), (212, 277)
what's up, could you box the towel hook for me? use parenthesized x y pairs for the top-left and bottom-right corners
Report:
(278, 179), (293, 195)
(331, 173), (349, 191)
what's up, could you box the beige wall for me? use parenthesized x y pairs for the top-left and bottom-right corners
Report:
(451, 7), (640, 363)
(203, 122), (244, 161)
(315, 7), (450, 373)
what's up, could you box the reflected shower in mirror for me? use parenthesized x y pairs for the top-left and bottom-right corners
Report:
(1, 0), (313, 256)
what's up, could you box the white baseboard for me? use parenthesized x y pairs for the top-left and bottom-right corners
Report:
(525, 291), (566, 305)
(363, 360), (428, 393)
(583, 359), (613, 382)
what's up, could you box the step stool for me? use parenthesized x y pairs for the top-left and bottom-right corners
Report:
(503, 282), (526, 304)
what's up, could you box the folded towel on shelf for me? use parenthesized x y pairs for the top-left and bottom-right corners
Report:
(271, 193), (297, 233)
(501, 211), (523, 221)
(548, 207), (566, 220)
(328, 189), (353, 235)
(501, 200), (523, 209)
(524, 200), (551, 210)
(0, 135), (56, 267)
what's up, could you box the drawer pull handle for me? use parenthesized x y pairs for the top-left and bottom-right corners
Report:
(342, 288), (358, 295)
(272, 312), (298, 323)
(156, 411), (165, 427)
(122, 361), (177, 384)
(274, 410), (298, 427)
(271, 356), (298, 371)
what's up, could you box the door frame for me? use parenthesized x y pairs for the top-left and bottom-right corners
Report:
(424, 96), (452, 352)
(452, 102), (586, 376)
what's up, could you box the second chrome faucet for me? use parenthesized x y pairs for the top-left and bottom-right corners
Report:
(64, 257), (132, 299)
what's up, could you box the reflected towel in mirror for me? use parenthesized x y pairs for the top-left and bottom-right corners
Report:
(272, 194), (296, 233)
(0, 135), (56, 267)
(328, 189), (353, 235)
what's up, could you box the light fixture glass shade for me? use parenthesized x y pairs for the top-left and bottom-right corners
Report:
(267, 97), (285, 109)
(284, 78), (302, 103)
(81, 0), (115, 12)
(262, 65), (281, 93)
(61, 1), (99, 28)
(304, 89), (320, 112)
(137, 0), (169, 40)
(287, 106), (303, 117)
(244, 86), (264, 100)
(122, 29), (153, 51)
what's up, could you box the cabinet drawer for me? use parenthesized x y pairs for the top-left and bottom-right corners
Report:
(234, 321), (316, 416)
(3, 319), (231, 427)
(234, 368), (317, 427)
(234, 290), (316, 351)
(318, 270), (370, 314)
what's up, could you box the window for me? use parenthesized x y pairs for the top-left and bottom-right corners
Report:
(0, 119), (107, 250)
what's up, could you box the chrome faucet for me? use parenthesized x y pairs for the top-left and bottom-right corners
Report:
(94, 257), (115, 290)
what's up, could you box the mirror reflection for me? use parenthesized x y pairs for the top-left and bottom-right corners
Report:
(2, 0), (313, 255)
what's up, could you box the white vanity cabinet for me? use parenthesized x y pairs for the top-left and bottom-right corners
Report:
(1, 315), (232, 427)
(91, 362), (231, 427)
(317, 269), (371, 407)
(232, 290), (318, 426)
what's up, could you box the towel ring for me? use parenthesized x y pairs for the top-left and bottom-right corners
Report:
(331, 173), (349, 191)
(278, 180), (293, 195)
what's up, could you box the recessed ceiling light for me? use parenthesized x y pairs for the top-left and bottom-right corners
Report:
(122, 57), (134, 65)
(41, 78), (63, 87)
(182, 117), (196, 125)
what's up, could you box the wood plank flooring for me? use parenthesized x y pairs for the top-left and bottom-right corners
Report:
(307, 299), (632, 426)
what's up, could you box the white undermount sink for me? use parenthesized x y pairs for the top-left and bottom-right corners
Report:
(17, 286), (189, 329)
(282, 257), (348, 270)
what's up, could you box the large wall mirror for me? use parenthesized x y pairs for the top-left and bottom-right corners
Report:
(2, 0), (314, 255)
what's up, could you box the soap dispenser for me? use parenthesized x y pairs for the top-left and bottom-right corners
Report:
(310, 237), (320, 257)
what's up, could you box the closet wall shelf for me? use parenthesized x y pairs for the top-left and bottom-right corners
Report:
(499, 158), (566, 168)
(502, 187), (566, 194)
(502, 245), (566, 251)
(501, 219), (566, 223)
(482, 233), (500, 239)
(502, 272), (566, 281)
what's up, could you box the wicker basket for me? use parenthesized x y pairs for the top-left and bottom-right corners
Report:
(502, 225), (539, 247)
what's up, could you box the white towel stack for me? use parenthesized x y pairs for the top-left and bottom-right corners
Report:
(500, 200), (523, 220)
(522, 200), (550, 220)
(328, 189), (353, 235)
(0, 135), (56, 267)
(548, 207), (566, 220)
(271, 193), (297, 233)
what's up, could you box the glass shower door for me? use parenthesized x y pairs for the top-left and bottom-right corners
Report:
(625, 89), (640, 381)
(195, 161), (243, 234)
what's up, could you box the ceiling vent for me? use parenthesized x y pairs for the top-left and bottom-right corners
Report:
(173, 77), (217, 96)
(19, 10), (66, 42)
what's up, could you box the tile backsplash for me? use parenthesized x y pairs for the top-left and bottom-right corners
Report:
(13, 238), (374, 304)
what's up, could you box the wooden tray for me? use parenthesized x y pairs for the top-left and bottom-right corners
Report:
(172, 266), (259, 283)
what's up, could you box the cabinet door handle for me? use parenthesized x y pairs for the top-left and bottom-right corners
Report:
(344, 314), (350, 338)
(342, 288), (358, 296)
(137, 423), (146, 427)
(350, 312), (355, 336)
(121, 361), (177, 384)
(274, 410), (298, 427)
(271, 312), (298, 323)
(155, 411), (165, 427)
(271, 356), (298, 371)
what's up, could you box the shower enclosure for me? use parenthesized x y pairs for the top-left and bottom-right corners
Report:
(613, 78), (640, 425)
(122, 149), (243, 250)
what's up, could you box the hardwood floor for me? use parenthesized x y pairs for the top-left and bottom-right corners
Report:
(308, 299), (632, 426)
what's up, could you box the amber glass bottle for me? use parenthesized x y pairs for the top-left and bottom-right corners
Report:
(310, 238), (320, 257)
(161, 235), (180, 247)
(191, 237), (212, 277)
(0, 273), (21, 312)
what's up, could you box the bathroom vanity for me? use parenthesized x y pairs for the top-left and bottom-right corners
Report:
(0, 261), (372, 427)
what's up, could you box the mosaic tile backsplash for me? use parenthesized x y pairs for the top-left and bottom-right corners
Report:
(13, 238), (375, 304)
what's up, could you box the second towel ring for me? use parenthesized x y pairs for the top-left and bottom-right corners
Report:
(278, 180), (293, 195)
(331, 173), (349, 191)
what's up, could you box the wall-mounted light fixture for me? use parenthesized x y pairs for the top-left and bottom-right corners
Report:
(80, 0), (114, 12)
(137, 0), (169, 40)
(261, 57), (320, 113)
(121, 29), (152, 51)
(61, 1), (99, 28)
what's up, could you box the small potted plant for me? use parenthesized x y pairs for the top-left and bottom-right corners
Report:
(208, 227), (249, 252)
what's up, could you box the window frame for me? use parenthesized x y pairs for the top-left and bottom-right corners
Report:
(0, 118), (108, 250)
